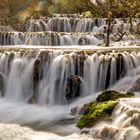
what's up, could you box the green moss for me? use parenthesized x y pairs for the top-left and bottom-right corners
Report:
(77, 101), (118, 129)
(77, 90), (135, 129)
(96, 90), (135, 102)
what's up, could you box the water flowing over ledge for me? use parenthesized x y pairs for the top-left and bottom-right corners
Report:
(0, 17), (140, 46)
(0, 14), (140, 139)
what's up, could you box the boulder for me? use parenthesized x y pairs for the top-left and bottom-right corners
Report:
(77, 101), (118, 129)
(65, 75), (82, 101)
(77, 90), (135, 129)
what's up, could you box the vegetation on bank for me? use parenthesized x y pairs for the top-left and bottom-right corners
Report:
(77, 90), (135, 129)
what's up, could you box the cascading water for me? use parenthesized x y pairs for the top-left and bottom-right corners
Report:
(0, 50), (139, 105)
(0, 14), (140, 140)
(0, 49), (140, 135)
(0, 15), (140, 46)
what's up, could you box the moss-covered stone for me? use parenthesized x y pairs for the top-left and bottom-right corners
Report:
(96, 90), (135, 102)
(77, 101), (118, 129)
(77, 90), (135, 129)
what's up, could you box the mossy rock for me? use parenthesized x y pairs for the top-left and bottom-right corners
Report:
(77, 101), (118, 129)
(77, 90), (135, 129)
(96, 90), (135, 102)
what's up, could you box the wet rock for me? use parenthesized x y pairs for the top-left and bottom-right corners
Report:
(78, 103), (90, 115)
(27, 97), (37, 104)
(94, 33), (105, 40)
(71, 107), (78, 115)
(81, 128), (90, 134)
(33, 59), (43, 89)
(65, 75), (82, 101)
(0, 73), (4, 97)
(91, 126), (119, 139)
(47, 33), (59, 46)
(78, 37), (90, 45)
(28, 59), (43, 104)
(78, 51), (88, 76)
(116, 53), (126, 80)
(77, 90), (134, 129)
(77, 101), (118, 129)
(7, 52), (15, 73)
(123, 113), (140, 130)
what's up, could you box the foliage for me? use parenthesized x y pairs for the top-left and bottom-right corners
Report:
(0, 0), (139, 29)
(0, 0), (38, 28)
(78, 0), (140, 18)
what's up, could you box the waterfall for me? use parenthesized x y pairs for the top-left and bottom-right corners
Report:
(0, 50), (140, 105)
(0, 14), (140, 139)
(0, 16), (139, 46)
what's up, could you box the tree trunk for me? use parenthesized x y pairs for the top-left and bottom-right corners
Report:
(106, 18), (111, 46)
(129, 17), (133, 34)
(105, 0), (113, 47)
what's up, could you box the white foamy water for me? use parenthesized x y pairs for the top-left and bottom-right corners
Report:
(0, 123), (94, 140)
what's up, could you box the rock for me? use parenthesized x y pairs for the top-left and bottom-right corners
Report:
(28, 59), (43, 104)
(0, 73), (4, 97)
(78, 37), (90, 45)
(77, 101), (118, 129)
(81, 128), (90, 134)
(96, 90), (135, 102)
(71, 107), (78, 115)
(116, 53), (126, 80)
(77, 90), (135, 129)
(65, 75), (82, 101)
(33, 59), (43, 91)
(78, 51), (88, 76)
(78, 103), (91, 115)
